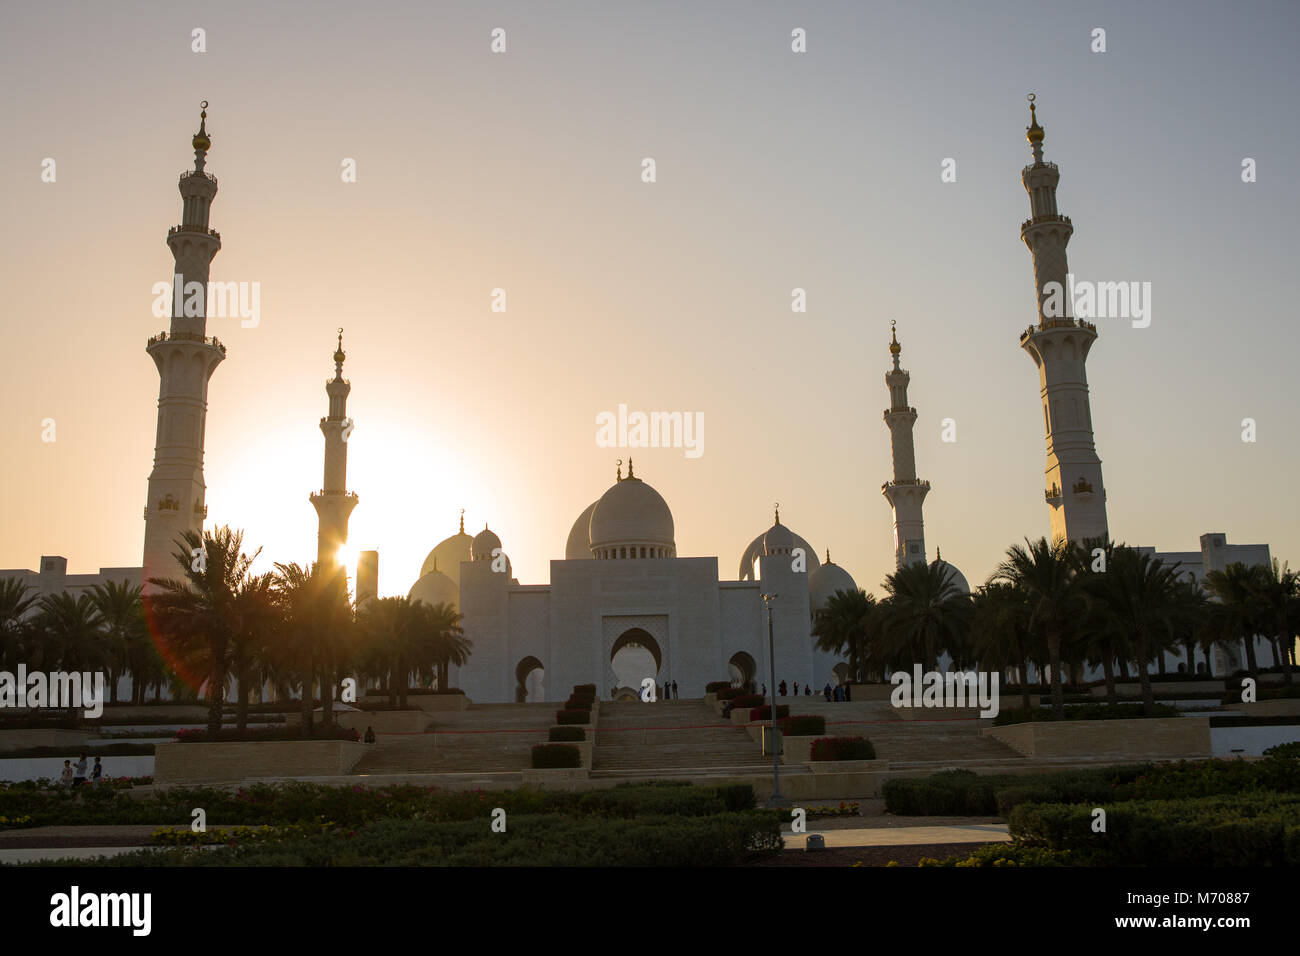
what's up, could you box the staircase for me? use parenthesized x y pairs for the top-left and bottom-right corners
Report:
(591, 699), (771, 776)
(351, 702), (554, 775)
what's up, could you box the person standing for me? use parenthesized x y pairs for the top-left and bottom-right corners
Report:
(805, 685), (811, 696)
(844, 683), (852, 702)
(91, 756), (103, 786)
(761, 683), (766, 697)
(793, 682), (800, 696)
(779, 680), (787, 697)
(671, 680), (679, 699)
(823, 683), (832, 702)
(73, 753), (88, 788)
(59, 760), (73, 788)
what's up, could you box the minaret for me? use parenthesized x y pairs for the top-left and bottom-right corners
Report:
(142, 103), (225, 587)
(310, 330), (359, 572)
(1017, 95), (1108, 543)
(881, 322), (929, 567)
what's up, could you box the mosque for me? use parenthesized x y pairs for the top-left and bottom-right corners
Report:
(1, 100), (1283, 699)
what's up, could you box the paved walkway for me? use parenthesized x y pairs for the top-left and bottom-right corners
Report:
(781, 823), (1009, 849)
(0, 845), (150, 864)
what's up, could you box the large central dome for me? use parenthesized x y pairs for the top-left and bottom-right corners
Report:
(587, 461), (675, 559)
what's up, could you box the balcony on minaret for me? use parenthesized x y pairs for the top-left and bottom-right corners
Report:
(1045, 484), (1063, 507)
(1071, 477), (1097, 499)
(147, 331), (227, 356)
(169, 223), (222, 241)
(1019, 317), (1097, 344)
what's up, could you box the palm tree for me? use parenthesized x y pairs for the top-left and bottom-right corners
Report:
(812, 589), (876, 683)
(228, 573), (278, 732)
(89, 580), (144, 705)
(412, 600), (470, 691)
(1250, 559), (1296, 687)
(272, 562), (350, 733)
(969, 581), (1036, 711)
(1087, 546), (1190, 715)
(992, 537), (1079, 720)
(0, 578), (37, 671)
(1204, 562), (1264, 678)
(879, 560), (971, 673)
(33, 592), (110, 716)
(146, 526), (261, 738)
(358, 596), (422, 709)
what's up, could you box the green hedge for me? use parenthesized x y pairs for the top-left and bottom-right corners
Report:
(63, 812), (783, 867)
(563, 699), (593, 712)
(531, 744), (581, 769)
(1010, 793), (1300, 866)
(555, 709), (590, 725)
(716, 687), (746, 701)
(809, 736), (875, 761)
(731, 694), (764, 709)
(748, 705), (789, 722)
(705, 682), (732, 694)
(548, 726), (585, 742)
(1265, 741), (1300, 759)
(783, 715), (826, 737)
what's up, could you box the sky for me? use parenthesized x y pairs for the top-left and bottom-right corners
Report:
(2, 0), (1298, 599)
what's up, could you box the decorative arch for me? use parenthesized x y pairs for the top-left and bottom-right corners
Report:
(728, 651), (757, 688)
(515, 655), (544, 703)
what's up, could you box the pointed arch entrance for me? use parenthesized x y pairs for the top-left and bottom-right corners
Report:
(515, 656), (544, 702)
(610, 627), (662, 700)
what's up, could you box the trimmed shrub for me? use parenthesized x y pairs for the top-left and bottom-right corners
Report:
(716, 687), (746, 701)
(1264, 741), (1300, 759)
(809, 736), (875, 761)
(555, 709), (590, 725)
(731, 694), (764, 709)
(705, 681), (732, 694)
(782, 714), (826, 737)
(572, 684), (597, 695)
(531, 744), (581, 769)
(710, 783), (756, 812)
(548, 726), (585, 742)
(563, 698), (593, 712)
(748, 705), (789, 722)
(1010, 793), (1300, 866)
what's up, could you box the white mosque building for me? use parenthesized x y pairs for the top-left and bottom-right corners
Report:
(2, 101), (1288, 699)
(409, 464), (859, 702)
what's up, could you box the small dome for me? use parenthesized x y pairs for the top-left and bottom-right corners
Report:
(472, 526), (502, 562)
(408, 568), (458, 610)
(589, 465), (675, 557)
(565, 501), (598, 559)
(419, 519), (473, 584)
(809, 556), (857, 610)
(934, 557), (970, 595)
(763, 522), (794, 555)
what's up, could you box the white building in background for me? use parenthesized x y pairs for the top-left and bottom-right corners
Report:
(412, 461), (854, 703)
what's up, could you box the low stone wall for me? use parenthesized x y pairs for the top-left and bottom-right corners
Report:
(1091, 680), (1225, 698)
(806, 758), (884, 774)
(987, 716), (1212, 758)
(894, 706), (985, 722)
(100, 705), (210, 722)
(521, 767), (587, 790)
(1236, 699), (1300, 717)
(153, 740), (368, 784)
(0, 729), (95, 752)
(337, 710), (433, 734)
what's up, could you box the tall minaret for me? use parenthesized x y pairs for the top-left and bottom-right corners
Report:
(1017, 95), (1108, 543)
(309, 330), (358, 572)
(142, 103), (225, 586)
(881, 322), (929, 567)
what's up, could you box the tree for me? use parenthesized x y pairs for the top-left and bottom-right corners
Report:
(1204, 562), (1264, 678)
(812, 588), (876, 683)
(880, 560), (971, 673)
(228, 573), (278, 732)
(88, 580), (145, 705)
(146, 526), (261, 738)
(33, 592), (110, 717)
(0, 578), (37, 671)
(1086, 546), (1191, 715)
(411, 600), (470, 692)
(358, 596), (422, 709)
(992, 537), (1079, 720)
(969, 581), (1036, 711)
(272, 562), (351, 733)
(1250, 559), (1296, 687)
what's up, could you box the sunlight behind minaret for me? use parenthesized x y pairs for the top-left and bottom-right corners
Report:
(337, 542), (360, 592)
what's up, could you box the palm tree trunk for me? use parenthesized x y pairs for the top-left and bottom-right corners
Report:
(1279, 619), (1294, 686)
(1134, 627), (1155, 716)
(1242, 633), (1259, 677)
(300, 671), (314, 735)
(206, 667), (224, 739)
(236, 672), (249, 733)
(322, 666), (335, 727)
(1184, 640), (1196, 675)
(1157, 650), (1167, 676)
(1047, 627), (1065, 720)
(1101, 648), (1117, 706)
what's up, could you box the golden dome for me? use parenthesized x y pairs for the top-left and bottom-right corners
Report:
(192, 103), (211, 151)
(889, 320), (901, 355)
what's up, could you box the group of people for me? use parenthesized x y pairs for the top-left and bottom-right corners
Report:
(653, 681), (679, 700)
(57, 753), (104, 788)
(738, 680), (853, 702)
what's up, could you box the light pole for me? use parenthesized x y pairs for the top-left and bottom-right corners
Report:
(761, 592), (787, 808)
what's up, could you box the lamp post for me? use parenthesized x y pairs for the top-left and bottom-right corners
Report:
(761, 592), (787, 808)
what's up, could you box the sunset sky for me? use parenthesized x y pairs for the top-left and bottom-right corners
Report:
(3, 0), (1298, 598)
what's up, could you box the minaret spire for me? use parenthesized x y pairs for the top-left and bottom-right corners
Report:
(881, 321), (929, 567)
(141, 102), (225, 589)
(1017, 95), (1108, 543)
(310, 329), (359, 574)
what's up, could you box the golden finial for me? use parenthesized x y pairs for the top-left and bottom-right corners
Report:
(333, 327), (346, 366)
(825, 549), (831, 564)
(192, 101), (211, 152)
(459, 508), (465, 534)
(616, 458), (623, 481)
(889, 319), (901, 356)
(627, 457), (635, 479)
(1026, 93), (1044, 145)
(774, 502), (780, 525)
